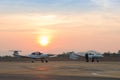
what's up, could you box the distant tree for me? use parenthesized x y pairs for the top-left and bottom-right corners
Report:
(57, 52), (66, 57)
(117, 50), (120, 54)
(57, 51), (75, 57)
(103, 51), (120, 57)
(103, 51), (111, 56)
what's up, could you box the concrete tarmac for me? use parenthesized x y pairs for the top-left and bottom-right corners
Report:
(0, 74), (120, 80)
(0, 61), (120, 80)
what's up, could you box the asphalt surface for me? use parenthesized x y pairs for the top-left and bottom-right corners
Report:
(0, 74), (119, 80)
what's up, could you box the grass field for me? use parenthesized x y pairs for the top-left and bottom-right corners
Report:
(0, 61), (120, 80)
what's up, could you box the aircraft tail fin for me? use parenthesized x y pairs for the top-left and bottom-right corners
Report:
(13, 53), (20, 57)
(69, 53), (79, 60)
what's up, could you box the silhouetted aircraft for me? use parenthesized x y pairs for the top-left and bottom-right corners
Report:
(11, 50), (55, 63)
(69, 50), (104, 62)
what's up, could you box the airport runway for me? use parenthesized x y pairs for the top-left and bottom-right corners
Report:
(0, 74), (120, 80)
(0, 61), (120, 80)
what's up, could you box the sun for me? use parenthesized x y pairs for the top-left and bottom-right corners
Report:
(39, 36), (49, 46)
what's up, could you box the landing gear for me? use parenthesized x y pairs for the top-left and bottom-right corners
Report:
(31, 60), (35, 63)
(41, 59), (48, 63)
(92, 57), (95, 62)
(41, 59), (44, 63)
(31, 59), (48, 63)
(45, 60), (48, 63)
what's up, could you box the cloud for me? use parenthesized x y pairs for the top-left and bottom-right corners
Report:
(90, 0), (111, 9)
(0, 13), (68, 34)
(0, 29), (36, 32)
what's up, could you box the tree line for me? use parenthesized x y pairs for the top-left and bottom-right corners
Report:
(0, 50), (120, 60)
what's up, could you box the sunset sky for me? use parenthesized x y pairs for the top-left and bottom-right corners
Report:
(0, 0), (120, 55)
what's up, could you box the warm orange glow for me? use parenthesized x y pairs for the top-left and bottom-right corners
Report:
(39, 36), (49, 46)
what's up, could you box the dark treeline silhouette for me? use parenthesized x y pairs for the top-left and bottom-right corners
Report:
(103, 50), (120, 57)
(57, 50), (120, 57)
(57, 51), (74, 57)
(0, 50), (120, 61)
